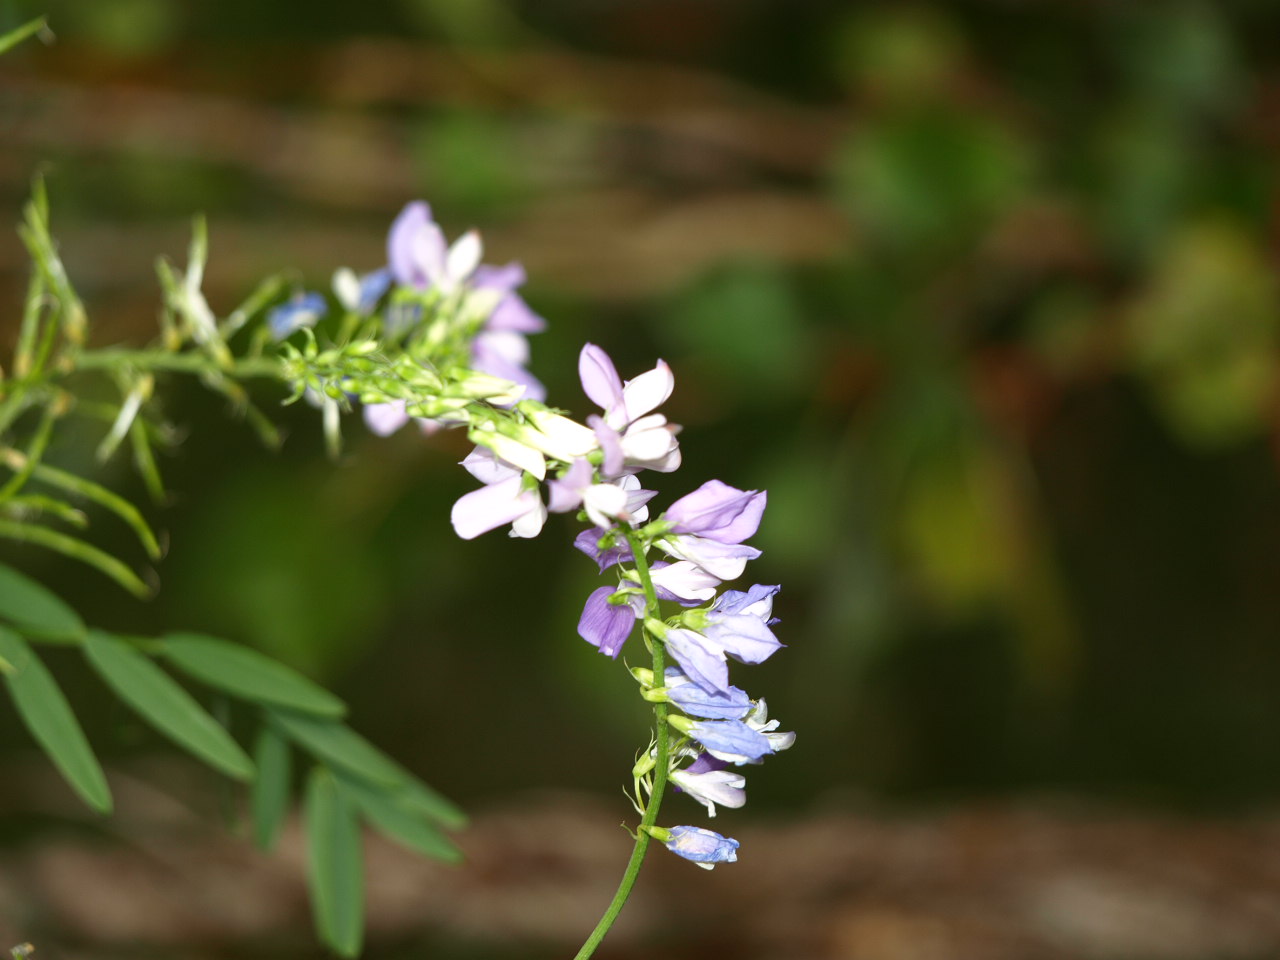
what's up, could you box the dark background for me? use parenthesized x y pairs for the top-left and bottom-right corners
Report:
(4, 1), (1280, 957)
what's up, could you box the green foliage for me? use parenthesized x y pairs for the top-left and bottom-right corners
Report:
(0, 16), (47, 55)
(832, 107), (1032, 255)
(0, 567), (463, 957)
(163, 632), (347, 716)
(0, 626), (112, 813)
(1125, 219), (1279, 447)
(305, 768), (365, 958)
(0, 561), (85, 642)
(169, 468), (387, 674)
(84, 630), (256, 780)
(663, 263), (809, 398)
(250, 724), (292, 852)
(335, 770), (462, 861)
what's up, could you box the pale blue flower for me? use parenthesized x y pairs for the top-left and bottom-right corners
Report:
(662, 667), (752, 720)
(661, 825), (739, 868)
(268, 292), (326, 341)
(685, 718), (775, 764)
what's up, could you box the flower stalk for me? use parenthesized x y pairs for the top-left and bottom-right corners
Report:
(572, 529), (669, 960)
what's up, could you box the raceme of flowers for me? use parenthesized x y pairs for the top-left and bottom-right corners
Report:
(268, 200), (794, 873)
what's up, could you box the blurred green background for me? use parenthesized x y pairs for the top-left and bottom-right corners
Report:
(5, 0), (1280, 956)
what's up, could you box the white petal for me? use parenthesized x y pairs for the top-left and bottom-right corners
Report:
(460, 446), (520, 484)
(522, 411), (599, 460)
(332, 268), (361, 311)
(648, 561), (720, 603)
(485, 433), (547, 480)
(413, 222), (449, 285)
(620, 417), (679, 463)
(451, 477), (530, 540)
(622, 360), (674, 422)
(447, 230), (483, 285)
(583, 483), (630, 529)
(509, 497), (547, 538)
(669, 769), (747, 817)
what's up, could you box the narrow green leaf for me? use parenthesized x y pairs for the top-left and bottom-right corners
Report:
(0, 17), (47, 55)
(271, 709), (401, 787)
(4, 495), (89, 529)
(335, 771), (462, 863)
(304, 767), (364, 958)
(0, 627), (111, 812)
(162, 633), (346, 717)
(0, 562), (85, 641)
(251, 724), (291, 852)
(271, 707), (466, 828)
(129, 420), (166, 503)
(396, 776), (468, 831)
(14, 270), (46, 380)
(221, 273), (285, 340)
(0, 520), (150, 598)
(83, 631), (254, 780)
(28, 461), (162, 560)
(0, 402), (59, 502)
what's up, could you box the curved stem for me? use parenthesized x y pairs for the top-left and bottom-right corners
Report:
(572, 530), (669, 960)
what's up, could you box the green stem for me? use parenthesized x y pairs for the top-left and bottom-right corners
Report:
(68, 348), (282, 379)
(572, 530), (670, 960)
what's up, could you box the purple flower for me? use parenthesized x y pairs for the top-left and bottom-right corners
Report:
(387, 201), (481, 294)
(660, 825), (739, 868)
(547, 459), (635, 529)
(577, 586), (638, 658)
(268, 292), (326, 341)
(467, 263), (547, 402)
(473, 263), (547, 334)
(471, 330), (545, 403)
(460, 446), (520, 484)
(579, 343), (674, 431)
(663, 667), (752, 720)
(712, 583), (779, 622)
(364, 400), (411, 437)
(663, 627), (730, 694)
(364, 401), (466, 438)
(574, 527), (635, 571)
(704, 603), (782, 665)
(665, 480), (766, 544)
(687, 719), (775, 764)
(683, 751), (729, 775)
(662, 600), (782, 697)
(579, 344), (681, 477)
